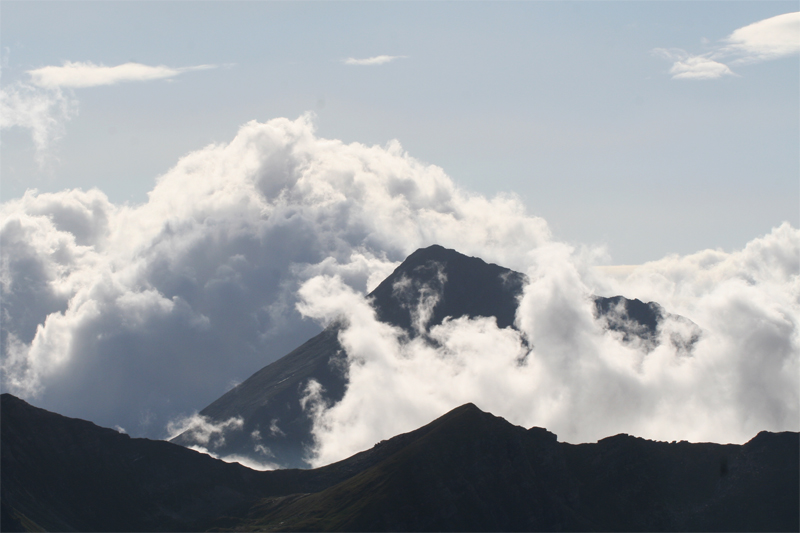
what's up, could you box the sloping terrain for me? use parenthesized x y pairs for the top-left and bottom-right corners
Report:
(0, 393), (273, 532)
(0, 392), (383, 532)
(209, 405), (799, 532)
(3, 394), (797, 532)
(174, 244), (695, 468)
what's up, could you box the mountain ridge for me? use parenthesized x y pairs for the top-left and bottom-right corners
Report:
(2, 393), (797, 532)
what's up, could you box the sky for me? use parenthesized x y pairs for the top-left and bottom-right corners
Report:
(1, 2), (798, 464)
(2, 1), (797, 264)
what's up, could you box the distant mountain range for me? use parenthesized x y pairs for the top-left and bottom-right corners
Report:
(173, 245), (700, 469)
(2, 393), (797, 532)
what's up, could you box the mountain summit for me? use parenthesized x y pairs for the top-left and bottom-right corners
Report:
(368, 244), (526, 331)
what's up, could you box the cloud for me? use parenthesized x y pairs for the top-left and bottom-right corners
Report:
(0, 114), (550, 438)
(655, 12), (799, 79)
(0, 61), (215, 163)
(170, 414), (280, 470)
(1, 114), (796, 461)
(653, 50), (736, 80)
(27, 61), (217, 89)
(166, 413), (244, 449)
(0, 82), (77, 164)
(343, 55), (405, 66)
(298, 224), (799, 467)
(186, 445), (280, 471)
(725, 11), (800, 63)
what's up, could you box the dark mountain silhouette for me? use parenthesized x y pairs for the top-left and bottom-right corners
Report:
(174, 244), (699, 468)
(2, 394), (797, 532)
(369, 244), (526, 332)
(0, 393), (271, 532)
(594, 295), (701, 352)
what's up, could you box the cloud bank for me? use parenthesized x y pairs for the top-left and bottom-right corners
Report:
(297, 225), (799, 466)
(0, 114), (550, 437)
(655, 12), (800, 79)
(1, 115), (797, 462)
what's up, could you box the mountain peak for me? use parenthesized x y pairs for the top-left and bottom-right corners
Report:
(369, 244), (526, 332)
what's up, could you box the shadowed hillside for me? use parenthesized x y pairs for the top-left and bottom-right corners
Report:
(3, 394), (797, 532)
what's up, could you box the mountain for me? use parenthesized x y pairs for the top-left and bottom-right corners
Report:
(0, 393), (272, 532)
(212, 405), (799, 532)
(173, 244), (699, 468)
(2, 394), (797, 532)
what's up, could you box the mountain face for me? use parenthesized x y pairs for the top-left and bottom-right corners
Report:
(173, 244), (700, 469)
(2, 394), (797, 532)
(0, 393), (265, 532)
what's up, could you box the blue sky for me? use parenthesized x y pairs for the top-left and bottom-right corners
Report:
(3, 1), (797, 264)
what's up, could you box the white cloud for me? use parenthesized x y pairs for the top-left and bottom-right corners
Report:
(0, 114), (550, 438)
(187, 445), (280, 471)
(167, 413), (244, 449)
(298, 224), (799, 467)
(343, 55), (405, 66)
(1, 114), (796, 460)
(725, 11), (800, 63)
(0, 82), (77, 164)
(655, 12), (799, 80)
(656, 51), (736, 80)
(1, 61), (216, 163)
(27, 61), (216, 89)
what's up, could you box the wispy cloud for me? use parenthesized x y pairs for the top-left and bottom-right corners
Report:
(27, 61), (217, 89)
(655, 12), (799, 80)
(0, 82), (77, 164)
(343, 55), (406, 66)
(0, 61), (217, 164)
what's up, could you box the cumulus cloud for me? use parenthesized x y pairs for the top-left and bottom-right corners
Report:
(1, 114), (796, 461)
(0, 114), (550, 438)
(27, 61), (217, 89)
(343, 55), (405, 66)
(654, 12), (799, 79)
(297, 224), (799, 467)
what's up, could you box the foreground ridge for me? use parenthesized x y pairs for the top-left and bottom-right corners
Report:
(2, 393), (797, 532)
